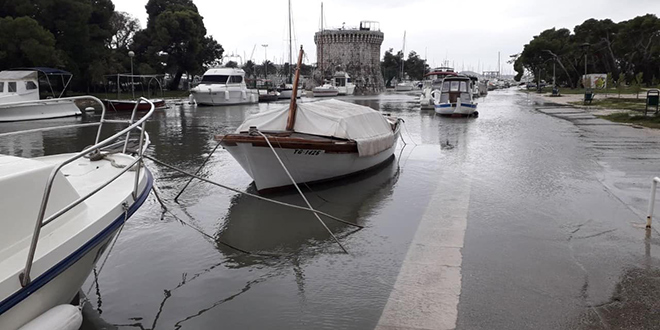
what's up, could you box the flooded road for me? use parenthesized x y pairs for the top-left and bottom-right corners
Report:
(2, 90), (660, 329)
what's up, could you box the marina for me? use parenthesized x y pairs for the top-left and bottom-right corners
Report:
(0, 89), (659, 329)
(2, 0), (660, 329)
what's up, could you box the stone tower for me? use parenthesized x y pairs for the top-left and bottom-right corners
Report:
(314, 21), (384, 95)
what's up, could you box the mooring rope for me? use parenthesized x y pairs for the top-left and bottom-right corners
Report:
(143, 154), (362, 229)
(174, 138), (224, 202)
(256, 131), (349, 254)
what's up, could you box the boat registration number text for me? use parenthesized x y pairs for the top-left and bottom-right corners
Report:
(294, 149), (322, 156)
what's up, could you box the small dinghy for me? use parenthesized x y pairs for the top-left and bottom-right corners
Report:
(217, 47), (402, 192)
(0, 98), (155, 329)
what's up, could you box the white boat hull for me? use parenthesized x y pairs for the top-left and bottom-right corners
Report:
(277, 89), (302, 99)
(434, 102), (478, 116)
(225, 136), (399, 191)
(312, 90), (339, 97)
(192, 89), (258, 106)
(394, 84), (414, 91)
(0, 100), (81, 122)
(0, 155), (153, 330)
(336, 85), (356, 96)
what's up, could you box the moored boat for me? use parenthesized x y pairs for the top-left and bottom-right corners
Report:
(190, 68), (258, 105)
(0, 99), (155, 329)
(419, 67), (457, 110)
(333, 71), (355, 95)
(312, 83), (339, 97)
(0, 68), (82, 122)
(394, 80), (414, 91)
(217, 47), (402, 192)
(433, 75), (479, 116)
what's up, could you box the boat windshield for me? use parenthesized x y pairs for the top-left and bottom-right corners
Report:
(442, 81), (450, 92)
(0, 82), (3, 92)
(201, 75), (229, 84)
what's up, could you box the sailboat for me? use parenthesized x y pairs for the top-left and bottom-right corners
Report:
(394, 31), (414, 92)
(217, 47), (402, 192)
(278, 0), (302, 100)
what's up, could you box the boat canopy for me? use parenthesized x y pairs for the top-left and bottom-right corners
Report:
(8, 67), (72, 76)
(0, 71), (38, 81)
(236, 99), (396, 157)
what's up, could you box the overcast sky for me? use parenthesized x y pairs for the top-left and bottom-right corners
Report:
(114, 0), (660, 74)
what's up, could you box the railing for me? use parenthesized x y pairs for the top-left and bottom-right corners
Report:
(1, 96), (156, 287)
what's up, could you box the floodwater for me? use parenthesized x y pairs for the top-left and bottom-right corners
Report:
(2, 90), (660, 329)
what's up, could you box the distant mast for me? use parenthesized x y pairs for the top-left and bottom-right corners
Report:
(400, 31), (406, 81)
(287, 0), (293, 84)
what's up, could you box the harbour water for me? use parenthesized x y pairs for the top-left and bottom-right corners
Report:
(2, 90), (659, 329)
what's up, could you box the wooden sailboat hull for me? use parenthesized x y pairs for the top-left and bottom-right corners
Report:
(219, 127), (400, 192)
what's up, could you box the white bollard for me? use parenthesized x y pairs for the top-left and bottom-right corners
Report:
(646, 177), (660, 228)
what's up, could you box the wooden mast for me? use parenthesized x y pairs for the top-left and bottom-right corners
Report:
(286, 46), (304, 131)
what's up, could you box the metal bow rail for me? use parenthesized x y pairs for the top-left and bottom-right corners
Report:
(0, 96), (156, 287)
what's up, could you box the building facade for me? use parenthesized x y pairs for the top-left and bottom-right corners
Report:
(314, 21), (384, 94)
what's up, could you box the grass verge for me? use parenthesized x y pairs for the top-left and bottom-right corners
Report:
(569, 97), (650, 111)
(598, 112), (660, 129)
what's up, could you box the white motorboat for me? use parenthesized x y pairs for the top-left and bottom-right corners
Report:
(312, 82), (339, 97)
(433, 75), (479, 116)
(419, 67), (457, 110)
(394, 81), (414, 92)
(277, 84), (302, 99)
(218, 47), (402, 192)
(333, 71), (355, 95)
(0, 98), (155, 329)
(0, 68), (82, 122)
(190, 68), (258, 105)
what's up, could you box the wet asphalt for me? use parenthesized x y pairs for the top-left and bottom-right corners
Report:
(1, 89), (660, 329)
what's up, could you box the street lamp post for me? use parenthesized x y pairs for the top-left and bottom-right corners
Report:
(261, 44), (268, 79)
(580, 43), (590, 90)
(128, 50), (135, 99)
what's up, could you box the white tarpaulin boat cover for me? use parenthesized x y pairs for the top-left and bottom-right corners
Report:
(236, 99), (396, 157)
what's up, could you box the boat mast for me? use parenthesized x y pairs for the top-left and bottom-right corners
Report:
(286, 46), (304, 131)
(288, 0), (293, 84)
(401, 31), (406, 81)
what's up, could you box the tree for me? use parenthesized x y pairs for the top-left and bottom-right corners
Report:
(381, 48), (402, 87)
(242, 60), (256, 78)
(0, 0), (116, 90)
(517, 15), (660, 90)
(137, 0), (224, 90)
(606, 72), (613, 96)
(404, 51), (428, 80)
(617, 72), (626, 98)
(0, 16), (63, 68)
(110, 11), (140, 50)
(224, 60), (238, 68)
(256, 60), (276, 78)
(632, 72), (644, 98)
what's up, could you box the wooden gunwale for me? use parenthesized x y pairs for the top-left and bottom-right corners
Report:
(216, 133), (358, 153)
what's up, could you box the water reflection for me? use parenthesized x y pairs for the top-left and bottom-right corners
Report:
(215, 157), (401, 268)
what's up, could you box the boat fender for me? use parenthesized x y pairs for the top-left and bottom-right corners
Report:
(18, 304), (82, 330)
(224, 90), (230, 101)
(241, 90), (247, 100)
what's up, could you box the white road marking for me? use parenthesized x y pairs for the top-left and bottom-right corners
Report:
(376, 172), (471, 330)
